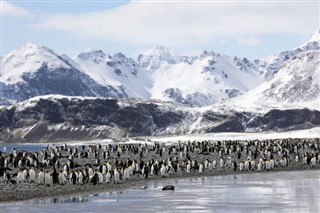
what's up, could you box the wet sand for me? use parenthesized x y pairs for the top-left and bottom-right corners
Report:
(1, 163), (319, 203)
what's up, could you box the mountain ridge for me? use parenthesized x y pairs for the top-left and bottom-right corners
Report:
(1, 29), (319, 107)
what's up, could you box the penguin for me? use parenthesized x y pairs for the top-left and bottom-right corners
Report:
(199, 163), (204, 173)
(123, 167), (130, 180)
(70, 171), (77, 184)
(257, 162), (262, 172)
(29, 168), (36, 182)
(0, 167), (12, 177)
(233, 161), (238, 172)
(106, 171), (111, 183)
(208, 161), (213, 171)
(18, 159), (23, 168)
(266, 161), (270, 171)
(186, 163), (191, 173)
(114, 168), (120, 183)
(4, 171), (11, 183)
(102, 164), (107, 176)
(22, 169), (29, 181)
(160, 164), (166, 177)
(58, 171), (66, 185)
(239, 161), (244, 172)
(88, 166), (94, 178)
(51, 168), (59, 184)
(38, 169), (45, 184)
(212, 160), (217, 169)
(97, 172), (103, 184)
(244, 161), (249, 171)
(90, 173), (99, 185)
(143, 165), (149, 179)
(17, 170), (23, 183)
(311, 156), (316, 167)
(45, 171), (52, 187)
(251, 161), (256, 171)
(226, 157), (232, 168)
(78, 170), (84, 185)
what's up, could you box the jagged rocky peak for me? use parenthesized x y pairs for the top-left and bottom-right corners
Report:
(199, 50), (217, 59)
(113, 52), (139, 75)
(137, 45), (182, 71)
(143, 45), (176, 57)
(76, 48), (111, 63)
(113, 52), (126, 59)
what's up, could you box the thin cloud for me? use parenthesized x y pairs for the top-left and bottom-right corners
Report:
(33, 1), (319, 48)
(1, 1), (30, 18)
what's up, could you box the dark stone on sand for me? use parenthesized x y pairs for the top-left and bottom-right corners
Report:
(162, 185), (175, 191)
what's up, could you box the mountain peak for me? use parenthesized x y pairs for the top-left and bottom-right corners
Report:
(137, 45), (182, 71)
(309, 28), (320, 42)
(143, 45), (176, 57)
(76, 48), (110, 62)
(23, 41), (38, 49)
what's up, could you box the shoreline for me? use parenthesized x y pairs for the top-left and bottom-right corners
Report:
(1, 166), (319, 204)
(1, 136), (319, 204)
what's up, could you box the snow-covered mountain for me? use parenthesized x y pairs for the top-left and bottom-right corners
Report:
(73, 49), (151, 98)
(214, 30), (320, 112)
(216, 50), (320, 113)
(137, 45), (185, 71)
(0, 43), (127, 104)
(0, 43), (264, 106)
(255, 29), (320, 79)
(1, 29), (319, 107)
(146, 48), (264, 106)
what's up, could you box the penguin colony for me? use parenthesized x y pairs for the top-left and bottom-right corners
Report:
(0, 138), (319, 189)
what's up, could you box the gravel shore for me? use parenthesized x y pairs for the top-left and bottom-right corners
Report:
(1, 138), (319, 203)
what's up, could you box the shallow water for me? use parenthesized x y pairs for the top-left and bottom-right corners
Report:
(1, 170), (319, 213)
(0, 143), (47, 152)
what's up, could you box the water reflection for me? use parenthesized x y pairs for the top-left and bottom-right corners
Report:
(1, 171), (320, 213)
(35, 194), (88, 204)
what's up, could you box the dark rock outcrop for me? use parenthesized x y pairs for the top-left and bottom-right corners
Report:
(0, 96), (319, 143)
(0, 97), (191, 142)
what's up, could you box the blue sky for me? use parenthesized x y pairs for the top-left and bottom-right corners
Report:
(1, 0), (319, 60)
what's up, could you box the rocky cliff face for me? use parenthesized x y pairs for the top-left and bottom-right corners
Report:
(0, 96), (195, 142)
(1, 95), (319, 143)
